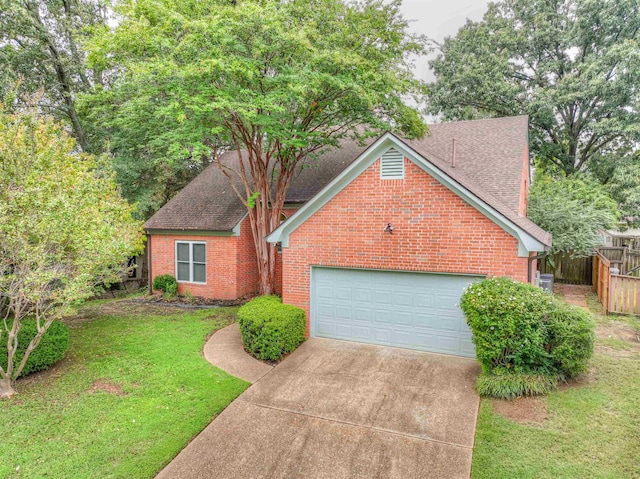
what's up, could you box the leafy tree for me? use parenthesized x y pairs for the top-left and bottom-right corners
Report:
(527, 174), (619, 256)
(0, 0), (110, 151)
(590, 149), (640, 226)
(0, 109), (144, 398)
(85, 0), (427, 294)
(428, 0), (640, 176)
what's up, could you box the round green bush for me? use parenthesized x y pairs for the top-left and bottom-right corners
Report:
(460, 277), (594, 398)
(545, 303), (595, 378)
(460, 277), (556, 375)
(0, 319), (69, 377)
(238, 295), (306, 361)
(152, 274), (178, 295)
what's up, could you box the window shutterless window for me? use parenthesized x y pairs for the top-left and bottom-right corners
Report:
(175, 241), (206, 283)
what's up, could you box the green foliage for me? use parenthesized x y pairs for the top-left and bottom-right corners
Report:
(476, 371), (558, 400)
(0, 109), (144, 392)
(0, 301), (248, 478)
(237, 296), (306, 361)
(460, 277), (595, 398)
(545, 303), (595, 378)
(591, 150), (640, 226)
(0, 0), (109, 151)
(152, 274), (178, 296)
(460, 277), (556, 375)
(0, 319), (69, 377)
(81, 0), (427, 224)
(527, 174), (620, 256)
(428, 0), (640, 176)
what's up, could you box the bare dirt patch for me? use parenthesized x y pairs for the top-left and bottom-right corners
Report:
(596, 323), (640, 358)
(596, 323), (640, 343)
(64, 299), (193, 326)
(91, 379), (126, 396)
(492, 396), (548, 424)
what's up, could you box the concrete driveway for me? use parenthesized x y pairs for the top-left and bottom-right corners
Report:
(157, 338), (480, 479)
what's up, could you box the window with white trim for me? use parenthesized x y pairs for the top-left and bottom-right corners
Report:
(175, 241), (206, 283)
(380, 147), (405, 179)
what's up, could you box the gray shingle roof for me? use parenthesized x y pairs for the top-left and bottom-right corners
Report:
(145, 116), (550, 246)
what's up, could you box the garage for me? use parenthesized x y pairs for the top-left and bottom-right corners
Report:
(311, 267), (480, 358)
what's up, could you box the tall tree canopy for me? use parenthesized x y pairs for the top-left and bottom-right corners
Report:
(527, 174), (619, 256)
(0, 0), (109, 150)
(0, 108), (143, 398)
(85, 0), (428, 293)
(428, 0), (640, 176)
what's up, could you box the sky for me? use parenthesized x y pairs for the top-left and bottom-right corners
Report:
(399, 0), (491, 82)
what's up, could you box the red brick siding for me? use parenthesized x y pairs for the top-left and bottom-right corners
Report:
(274, 208), (299, 295)
(281, 158), (529, 333)
(149, 217), (259, 300)
(235, 217), (260, 298)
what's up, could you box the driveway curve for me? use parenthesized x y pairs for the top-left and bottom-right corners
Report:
(157, 324), (480, 479)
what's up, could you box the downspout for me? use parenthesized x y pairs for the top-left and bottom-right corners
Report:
(528, 251), (548, 285)
(147, 233), (152, 294)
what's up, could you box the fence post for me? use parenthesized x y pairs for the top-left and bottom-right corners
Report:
(602, 265), (609, 315)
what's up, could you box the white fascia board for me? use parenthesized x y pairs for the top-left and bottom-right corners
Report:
(267, 133), (546, 256)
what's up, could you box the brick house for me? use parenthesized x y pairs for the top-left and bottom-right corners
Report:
(145, 116), (551, 357)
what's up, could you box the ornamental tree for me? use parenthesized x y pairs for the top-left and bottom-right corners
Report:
(84, 0), (427, 294)
(0, 109), (144, 398)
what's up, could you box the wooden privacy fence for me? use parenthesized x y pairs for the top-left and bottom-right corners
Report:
(593, 251), (640, 315)
(597, 246), (640, 276)
(539, 251), (592, 284)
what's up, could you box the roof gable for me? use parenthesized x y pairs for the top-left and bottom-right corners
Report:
(267, 133), (550, 256)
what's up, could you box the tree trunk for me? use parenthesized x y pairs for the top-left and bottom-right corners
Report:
(0, 376), (16, 399)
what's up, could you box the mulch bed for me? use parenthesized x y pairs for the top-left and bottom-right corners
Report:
(132, 293), (254, 308)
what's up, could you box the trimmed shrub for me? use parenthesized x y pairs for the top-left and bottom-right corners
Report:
(0, 319), (69, 377)
(476, 371), (558, 400)
(460, 277), (594, 398)
(545, 303), (595, 378)
(237, 296), (306, 361)
(460, 277), (556, 375)
(152, 274), (178, 295)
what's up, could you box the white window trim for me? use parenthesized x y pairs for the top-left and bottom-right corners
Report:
(175, 241), (207, 284)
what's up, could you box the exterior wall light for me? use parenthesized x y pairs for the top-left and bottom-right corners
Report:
(384, 223), (394, 234)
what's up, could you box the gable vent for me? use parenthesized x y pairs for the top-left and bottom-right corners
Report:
(380, 148), (405, 179)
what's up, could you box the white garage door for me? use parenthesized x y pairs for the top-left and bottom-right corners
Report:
(311, 268), (480, 357)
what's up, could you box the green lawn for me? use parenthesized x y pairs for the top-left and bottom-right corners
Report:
(0, 299), (249, 479)
(472, 293), (640, 478)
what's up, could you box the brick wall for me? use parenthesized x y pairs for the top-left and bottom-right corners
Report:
(149, 217), (259, 300)
(281, 157), (529, 333)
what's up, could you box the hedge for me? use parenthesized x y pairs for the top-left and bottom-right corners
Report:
(460, 277), (594, 398)
(0, 319), (70, 377)
(237, 296), (306, 361)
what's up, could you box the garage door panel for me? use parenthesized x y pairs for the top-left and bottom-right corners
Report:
(374, 329), (392, 343)
(393, 291), (414, 307)
(374, 290), (393, 305)
(373, 310), (393, 324)
(354, 288), (372, 302)
(354, 307), (373, 322)
(413, 293), (434, 308)
(312, 268), (479, 358)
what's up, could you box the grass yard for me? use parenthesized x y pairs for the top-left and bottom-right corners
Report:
(0, 299), (249, 479)
(472, 292), (640, 479)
